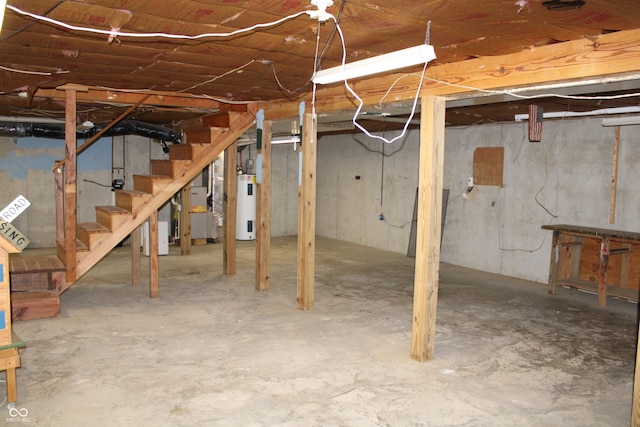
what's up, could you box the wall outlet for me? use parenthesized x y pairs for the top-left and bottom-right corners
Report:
(467, 176), (474, 187)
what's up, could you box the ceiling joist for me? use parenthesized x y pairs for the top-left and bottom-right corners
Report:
(262, 28), (640, 119)
(34, 85), (225, 110)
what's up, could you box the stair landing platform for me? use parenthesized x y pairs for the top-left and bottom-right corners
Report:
(10, 255), (65, 292)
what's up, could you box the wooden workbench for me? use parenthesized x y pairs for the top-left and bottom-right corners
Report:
(542, 224), (640, 306)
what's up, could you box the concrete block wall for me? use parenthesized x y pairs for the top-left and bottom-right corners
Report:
(310, 118), (640, 284)
(2, 118), (638, 285)
(0, 135), (162, 248)
(270, 144), (300, 237)
(315, 131), (419, 254)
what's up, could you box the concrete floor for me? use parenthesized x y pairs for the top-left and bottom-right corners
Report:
(4, 236), (638, 426)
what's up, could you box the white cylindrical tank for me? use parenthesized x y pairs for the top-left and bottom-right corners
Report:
(236, 174), (256, 240)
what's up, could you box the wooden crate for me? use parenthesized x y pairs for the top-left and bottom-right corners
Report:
(11, 291), (61, 321)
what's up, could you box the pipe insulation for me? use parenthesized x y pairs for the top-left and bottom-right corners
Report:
(0, 119), (182, 143)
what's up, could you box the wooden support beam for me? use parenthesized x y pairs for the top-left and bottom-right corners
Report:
(37, 86), (222, 110)
(180, 183), (192, 255)
(261, 28), (640, 119)
(131, 225), (141, 286)
(64, 88), (77, 284)
(297, 112), (317, 311)
(223, 142), (238, 275)
(149, 211), (159, 299)
(609, 126), (620, 224)
(256, 120), (272, 291)
(410, 96), (445, 362)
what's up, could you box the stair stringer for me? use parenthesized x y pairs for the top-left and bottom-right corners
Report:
(66, 111), (256, 289)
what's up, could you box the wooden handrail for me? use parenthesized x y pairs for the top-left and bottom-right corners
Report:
(52, 94), (152, 171)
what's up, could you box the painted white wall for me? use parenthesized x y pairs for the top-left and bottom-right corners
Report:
(308, 117), (640, 284)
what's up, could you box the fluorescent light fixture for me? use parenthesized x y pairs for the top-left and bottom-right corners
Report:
(602, 116), (640, 127)
(515, 106), (640, 122)
(270, 136), (300, 144)
(312, 44), (436, 85)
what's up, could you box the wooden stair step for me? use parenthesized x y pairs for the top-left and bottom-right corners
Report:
(150, 159), (189, 178)
(184, 127), (227, 144)
(96, 205), (131, 230)
(77, 222), (111, 249)
(115, 190), (152, 212)
(183, 106), (247, 130)
(11, 290), (61, 321)
(10, 254), (64, 273)
(133, 174), (173, 194)
(57, 239), (88, 261)
(169, 143), (211, 160)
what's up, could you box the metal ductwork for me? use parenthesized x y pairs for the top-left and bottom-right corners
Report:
(0, 120), (182, 144)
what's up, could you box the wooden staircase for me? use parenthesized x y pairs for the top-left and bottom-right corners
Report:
(10, 108), (256, 320)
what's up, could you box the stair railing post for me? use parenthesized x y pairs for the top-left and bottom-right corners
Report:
(54, 167), (64, 245)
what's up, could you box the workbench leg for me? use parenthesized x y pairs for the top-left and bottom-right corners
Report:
(5, 368), (17, 403)
(547, 229), (560, 295)
(632, 318), (640, 427)
(598, 237), (610, 307)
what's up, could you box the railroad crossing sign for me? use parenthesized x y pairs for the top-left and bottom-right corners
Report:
(0, 195), (30, 223)
(0, 195), (31, 251)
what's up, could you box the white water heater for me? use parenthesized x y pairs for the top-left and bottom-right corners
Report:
(236, 174), (256, 240)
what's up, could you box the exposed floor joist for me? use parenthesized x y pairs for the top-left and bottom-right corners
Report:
(262, 28), (640, 120)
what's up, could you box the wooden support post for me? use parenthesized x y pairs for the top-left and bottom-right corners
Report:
(131, 225), (141, 286)
(297, 112), (317, 311)
(54, 94), (152, 171)
(64, 88), (77, 283)
(256, 120), (272, 291)
(410, 96), (445, 362)
(223, 142), (238, 275)
(149, 210), (159, 298)
(180, 183), (192, 255)
(610, 126), (620, 224)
